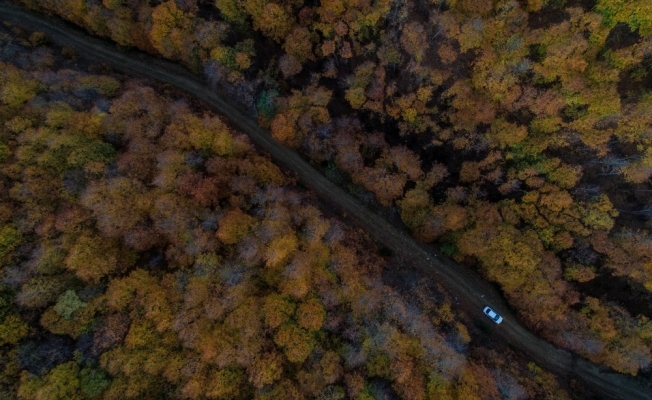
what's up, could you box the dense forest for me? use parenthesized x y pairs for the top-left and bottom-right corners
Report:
(2, 0), (652, 396)
(0, 23), (587, 399)
(12, 0), (652, 378)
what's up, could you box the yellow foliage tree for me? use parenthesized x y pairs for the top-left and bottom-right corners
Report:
(216, 208), (257, 244)
(274, 323), (315, 363)
(296, 298), (326, 331)
(265, 233), (299, 268)
(150, 1), (191, 58)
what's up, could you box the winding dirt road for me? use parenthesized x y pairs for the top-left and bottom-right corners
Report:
(1, 3), (651, 398)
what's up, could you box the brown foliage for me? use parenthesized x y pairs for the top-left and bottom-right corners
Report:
(265, 234), (299, 268)
(284, 27), (314, 63)
(252, 3), (293, 42)
(271, 112), (299, 145)
(438, 43), (458, 64)
(459, 161), (481, 183)
(248, 352), (284, 388)
(296, 298), (326, 331)
(274, 323), (315, 363)
(93, 314), (131, 356)
(279, 54), (303, 78)
(216, 208), (257, 245)
(263, 294), (296, 330)
(400, 22), (428, 62)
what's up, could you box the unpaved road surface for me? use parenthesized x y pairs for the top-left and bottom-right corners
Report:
(1, 3), (651, 399)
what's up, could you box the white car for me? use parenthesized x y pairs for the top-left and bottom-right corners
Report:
(483, 306), (503, 324)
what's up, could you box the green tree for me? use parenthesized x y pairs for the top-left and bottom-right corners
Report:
(53, 290), (87, 320)
(80, 368), (111, 399)
(0, 315), (28, 346)
(18, 362), (82, 400)
(215, 0), (247, 25)
(16, 276), (72, 309)
(0, 224), (21, 265)
(596, 0), (652, 35)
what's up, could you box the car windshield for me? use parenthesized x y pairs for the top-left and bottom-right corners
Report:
(494, 315), (500, 321)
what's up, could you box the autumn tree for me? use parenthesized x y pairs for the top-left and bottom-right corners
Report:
(400, 22), (428, 62)
(205, 368), (246, 399)
(274, 323), (315, 363)
(150, 1), (193, 59)
(247, 352), (284, 388)
(65, 233), (136, 282)
(249, 3), (293, 42)
(296, 298), (326, 331)
(595, 0), (652, 36)
(284, 27), (314, 63)
(0, 315), (28, 346)
(0, 224), (21, 267)
(263, 233), (297, 269)
(216, 208), (257, 244)
(18, 362), (82, 400)
(489, 118), (528, 148)
(263, 293), (296, 330)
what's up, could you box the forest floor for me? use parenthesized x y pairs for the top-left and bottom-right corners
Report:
(1, 2), (651, 399)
